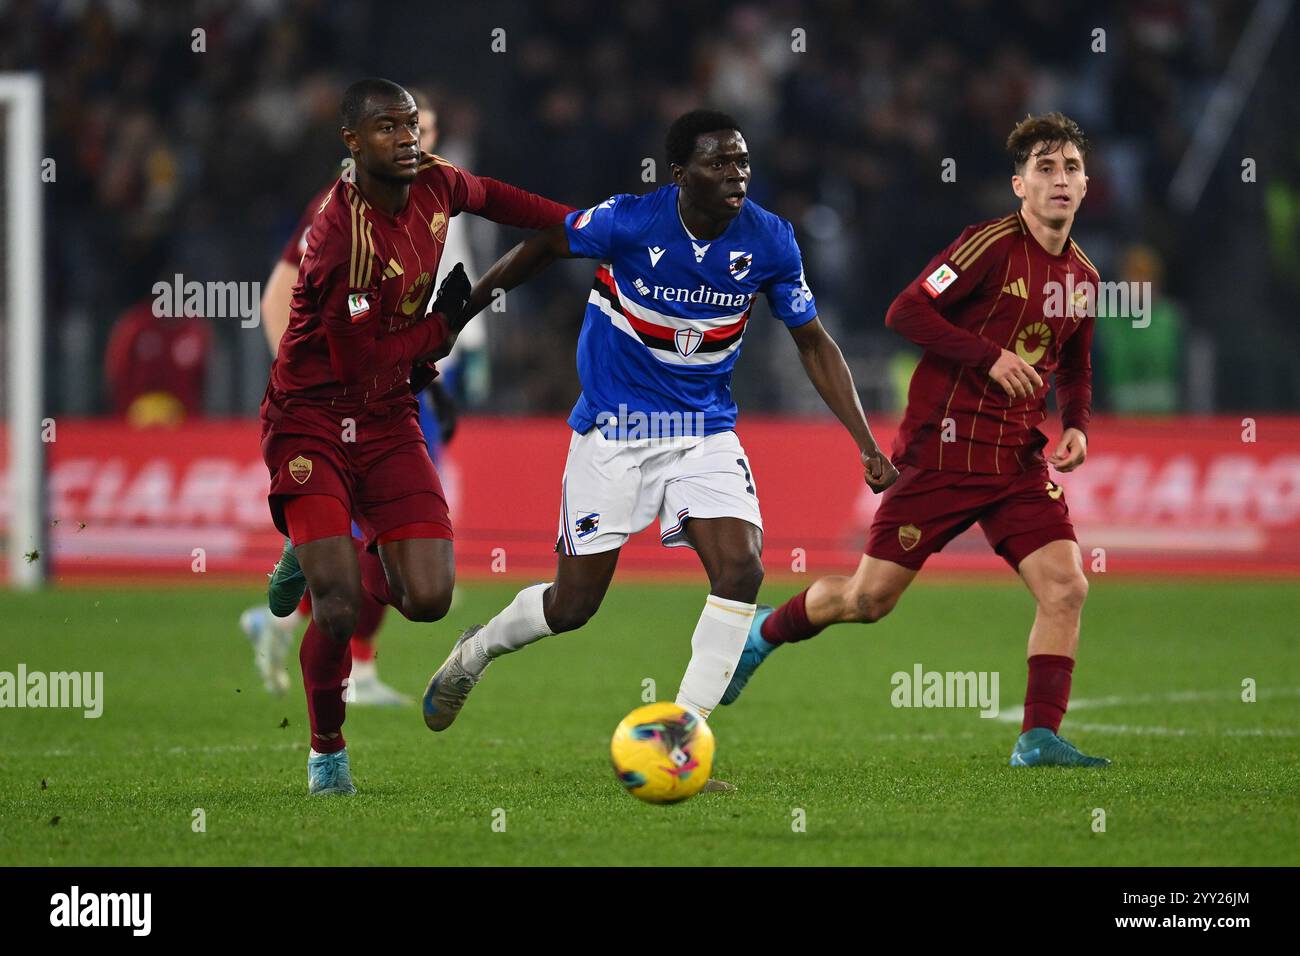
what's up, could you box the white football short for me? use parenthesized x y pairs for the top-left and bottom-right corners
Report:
(556, 428), (763, 555)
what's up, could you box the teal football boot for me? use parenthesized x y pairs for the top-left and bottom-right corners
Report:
(307, 748), (357, 796)
(720, 605), (776, 706)
(1009, 727), (1111, 767)
(267, 537), (307, 618)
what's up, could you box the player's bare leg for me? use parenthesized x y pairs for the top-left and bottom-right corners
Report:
(542, 549), (622, 632)
(423, 549), (620, 732)
(377, 537), (455, 623)
(722, 555), (916, 705)
(1009, 539), (1107, 766)
(1017, 539), (1087, 658)
(805, 555), (916, 626)
(293, 534), (363, 794)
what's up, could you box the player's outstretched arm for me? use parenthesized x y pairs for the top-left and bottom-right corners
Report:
(457, 223), (573, 330)
(788, 318), (898, 494)
(259, 259), (297, 355)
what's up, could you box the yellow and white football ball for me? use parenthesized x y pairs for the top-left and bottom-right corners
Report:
(610, 702), (715, 804)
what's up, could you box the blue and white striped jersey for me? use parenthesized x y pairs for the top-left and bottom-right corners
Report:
(564, 184), (816, 436)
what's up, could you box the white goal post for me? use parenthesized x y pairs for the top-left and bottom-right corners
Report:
(1, 73), (45, 589)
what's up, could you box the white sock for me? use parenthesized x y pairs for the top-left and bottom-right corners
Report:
(461, 583), (554, 675)
(276, 608), (304, 633)
(676, 595), (757, 719)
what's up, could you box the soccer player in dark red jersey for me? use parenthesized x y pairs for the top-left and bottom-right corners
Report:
(724, 113), (1110, 768)
(241, 88), (447, 707)
(261, 77), (572, 795)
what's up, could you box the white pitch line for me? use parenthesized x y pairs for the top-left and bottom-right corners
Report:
(994, 687), (1300, 737)
(25, 741), (305, 759)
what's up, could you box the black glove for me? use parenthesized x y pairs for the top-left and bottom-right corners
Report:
(429, 262), (472, 331)
(410, 360), (438, 396)
(429, 379), (459, 447)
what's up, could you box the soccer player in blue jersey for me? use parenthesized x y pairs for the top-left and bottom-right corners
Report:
(422, 110), (897, 744)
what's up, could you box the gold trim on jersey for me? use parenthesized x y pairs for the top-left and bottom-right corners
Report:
(983, 240), (1033, 474)
(937, 256), (1014, 471)
(417, 151), (457, 171)
(347, 190), (378, 289)
(1069, 239), (1099, 276)
(951, 215), (1017, 270)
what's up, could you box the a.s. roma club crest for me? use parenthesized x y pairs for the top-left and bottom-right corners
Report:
(288, 455), (313, 485)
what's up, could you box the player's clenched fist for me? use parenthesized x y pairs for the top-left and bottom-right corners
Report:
(988, 348), (1043, 400)
(861, 447), (899, 494)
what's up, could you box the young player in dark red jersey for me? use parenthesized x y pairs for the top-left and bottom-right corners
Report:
(260, 78), (572, 795)
(723, 113), (1110, 768)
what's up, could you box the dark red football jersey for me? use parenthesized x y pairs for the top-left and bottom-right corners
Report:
(269, 153), (571, 412)
(885, 211), (1099, 474)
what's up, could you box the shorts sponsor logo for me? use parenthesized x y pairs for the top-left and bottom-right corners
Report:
(674, 328), (704, 357)
(1045, 480), (1064, 500)
(922, 263), (957, 297)
(574, 512), (600, 540)
(288, 456), (313, 485)
(898, 523), (922, 551)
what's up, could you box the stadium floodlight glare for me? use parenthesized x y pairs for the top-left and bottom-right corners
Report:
(0, 73), (45, 589)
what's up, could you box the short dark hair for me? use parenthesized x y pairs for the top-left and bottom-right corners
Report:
(341, 77), (412, 129)
(666, 109), (743, 168)
(1006, 112), (1090, 173)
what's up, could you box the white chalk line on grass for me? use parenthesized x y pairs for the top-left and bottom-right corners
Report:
(996, 687), (1300, 737)
(16, 691), (1299, 757)
(20, 738), (537, 759)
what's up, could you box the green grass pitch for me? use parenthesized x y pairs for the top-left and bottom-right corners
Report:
(1, 578), (1296, 866)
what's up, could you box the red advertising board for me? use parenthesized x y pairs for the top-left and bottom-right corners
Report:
(2, 416), (1298, 581)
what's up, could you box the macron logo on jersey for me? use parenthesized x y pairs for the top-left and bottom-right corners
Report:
(923, 263), (958, 298)
(648, 246), (666, 267)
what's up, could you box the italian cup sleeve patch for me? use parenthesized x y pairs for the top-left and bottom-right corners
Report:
(347, 292), (371, 321)
(922, 263), (958, 298)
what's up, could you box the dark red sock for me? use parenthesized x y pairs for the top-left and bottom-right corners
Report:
(1022, 654), (1075, 733)
(760, 589), (825, 645)
(300, 620), (351, 754)
(355, 540), (394, 607)
(297, 591), (312, 615)
(349, 590), (386, 661)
